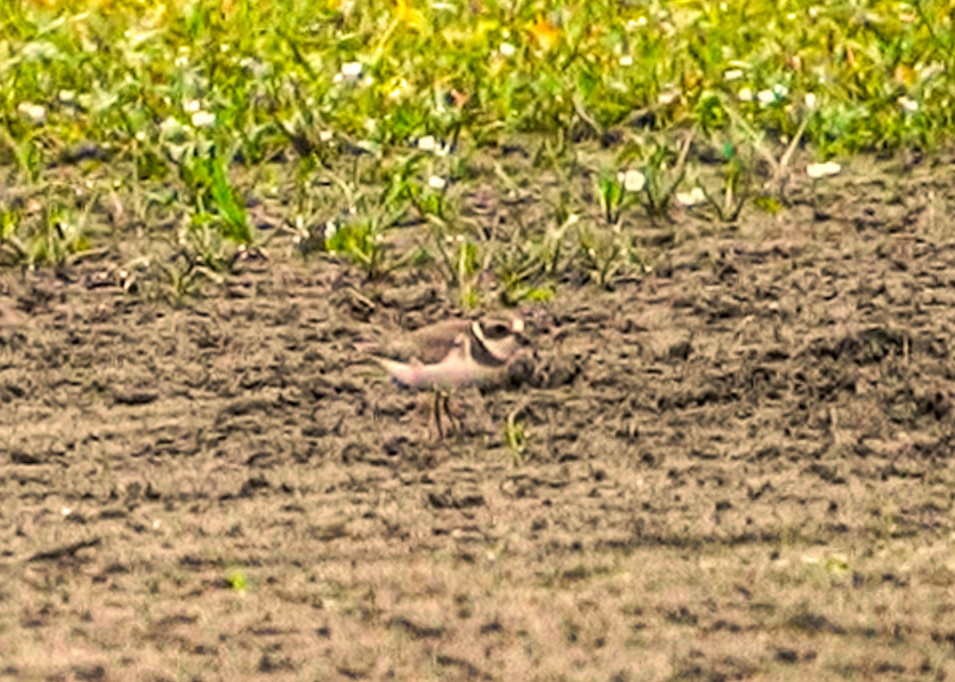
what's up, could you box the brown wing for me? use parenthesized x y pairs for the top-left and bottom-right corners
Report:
(376, 319), (471, 365)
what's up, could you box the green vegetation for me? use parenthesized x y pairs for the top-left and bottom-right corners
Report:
(1, 0), (953, 300)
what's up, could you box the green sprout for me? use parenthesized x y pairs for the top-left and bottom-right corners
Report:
(225, 568), (249, 593)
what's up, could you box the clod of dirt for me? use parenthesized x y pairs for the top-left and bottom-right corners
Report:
(112, 388), (159, 406)
(427, 488), (485, 509)
(529, 354), (581, 388)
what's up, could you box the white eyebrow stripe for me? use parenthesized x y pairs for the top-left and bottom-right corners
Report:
(470, 320), (487, 343)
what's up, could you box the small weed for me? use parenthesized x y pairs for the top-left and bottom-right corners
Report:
(225, 568), (249, 593)
(618, 134), (694, 222)
(0, 204), (92, 269)
(504, 408), (528, 466)
(431, 230), (486, 310)
(496, 204), (575, 304)
(576, 223), (638, 290)
(691, 138), (757, 223)
(325, 218), (391, 281)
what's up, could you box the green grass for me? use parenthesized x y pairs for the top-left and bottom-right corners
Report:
(1, 0), (954, 298)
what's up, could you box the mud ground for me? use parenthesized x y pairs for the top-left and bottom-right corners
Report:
(3, 152), (955, 680)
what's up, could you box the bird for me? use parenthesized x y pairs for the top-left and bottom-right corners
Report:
(372, 314), (531, 437)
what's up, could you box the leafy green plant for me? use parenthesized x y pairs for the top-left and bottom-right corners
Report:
(0, 209), (25, 266)
(618, 134), (694, 221)
(690, 140), (756, 223)
(0, 204), (92, 269)
(430, 230), (486, 310)
(3, 0), (955, 284)
(182, 214), (240, 273)
(178, 150), (254, 246)
(596, 170), (626, 226)
(325, 218), (391, 281)
(496, 201), (576, 305)
(721, 95), (811, 203)
(575, 222), (638, 290)
(162, 252), (224, 304)
(410, 173), (451, 223)
(0, 124), (43, 183)
(320, 171), (413, 279)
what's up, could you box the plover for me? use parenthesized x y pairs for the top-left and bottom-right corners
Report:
(373, 314), (531, 437)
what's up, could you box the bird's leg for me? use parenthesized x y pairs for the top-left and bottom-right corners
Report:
(442, 391), (459, 434)
(432, 389), (445, 440)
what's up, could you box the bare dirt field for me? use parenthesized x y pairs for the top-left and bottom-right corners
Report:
(3, 152), (955, 680)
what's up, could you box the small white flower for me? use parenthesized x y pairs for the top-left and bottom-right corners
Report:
(806, 161), (841, 179)
(618, 169), (646, 193)
(773, 83), (788, 99)
(619, 55), (633, 67)
(658, 90), (677, 106)
(174, 55), (188, 67)
(22, 40), (60, 61)
(58, 90), (76, 103)
(428, 175), (447, 190)
(809, 6), (819, 18)
(239, 56), (270, 79)
(17, 101), (47, 125)
(723, 69), (744, 82)
(184, 99), (201, 114)
(389, 78), (411, 99)
(786, 12), (796, 20)
(338, 62), (361, 80)
(499, 42), (516, 57)
(757, 89), (776, 105)
(676, 187), (706, 207)
(325, 220), (338, 240)
(159, 116), (183, 137)
(417, 135), (437, 152)
(897, 95), (918, 113)
(319, 130), (334, 143)
(191, 110), (215, 128)
(804, 92), (817, 109)
(738, 87), (754, 102)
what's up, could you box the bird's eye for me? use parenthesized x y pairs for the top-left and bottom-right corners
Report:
(485, 323), (510, 338)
